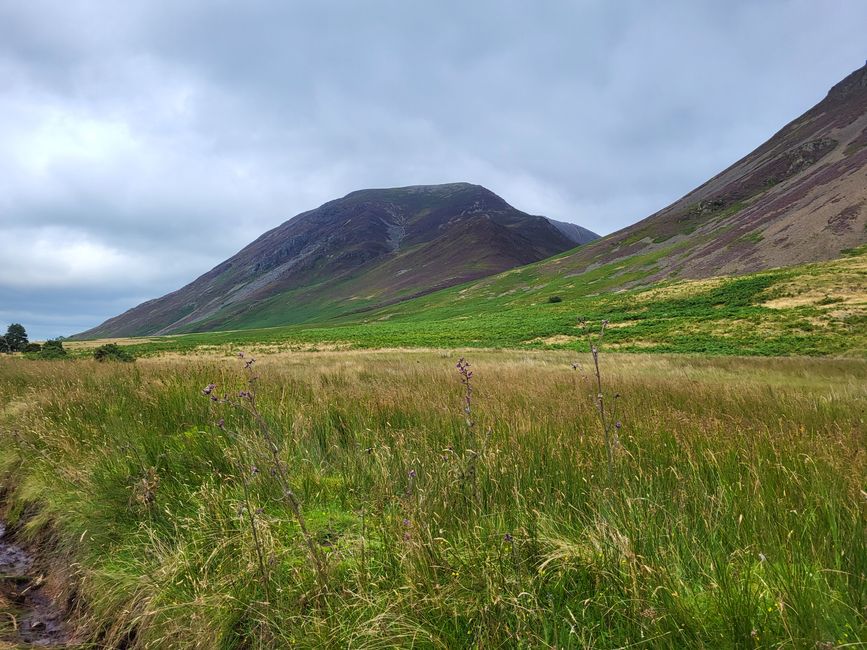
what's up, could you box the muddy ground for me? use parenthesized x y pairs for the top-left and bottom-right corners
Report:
(0, 522), (71, 647)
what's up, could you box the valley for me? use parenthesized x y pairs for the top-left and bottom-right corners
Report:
(1, 41), (865, 650)
(64, 246), (867, 358)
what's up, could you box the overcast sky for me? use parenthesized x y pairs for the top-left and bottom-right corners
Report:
(1, 1), (865, 339)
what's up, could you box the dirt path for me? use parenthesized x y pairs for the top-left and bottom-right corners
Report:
(0, 522), (70, 647)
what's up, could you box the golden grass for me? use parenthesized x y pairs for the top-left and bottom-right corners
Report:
(524, 334), (580, 345)
(62, 336), (164, 350)
(762, 255), (867, 309)
(632, 276), (730, 302)
(0, 350), (865, 647)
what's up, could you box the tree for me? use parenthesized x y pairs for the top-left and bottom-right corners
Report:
(0, 336), (8, 353)
(5, 324), (28, 352)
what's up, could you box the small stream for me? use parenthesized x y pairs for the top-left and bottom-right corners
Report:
(0, 522), (70, 647)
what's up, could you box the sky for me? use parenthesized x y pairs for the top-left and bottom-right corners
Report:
(1, 1), (866, 340)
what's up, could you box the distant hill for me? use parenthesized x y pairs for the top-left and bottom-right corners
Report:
(78, 183), (597, 337)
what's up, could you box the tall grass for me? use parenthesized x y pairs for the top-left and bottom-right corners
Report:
(0, 351), (864, 648)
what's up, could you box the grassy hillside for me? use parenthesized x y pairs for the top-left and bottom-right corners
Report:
(1, 351), (864, 647)
(67, 247), (867, 357)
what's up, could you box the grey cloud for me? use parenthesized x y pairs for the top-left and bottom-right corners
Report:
(1, 0), (866, 339)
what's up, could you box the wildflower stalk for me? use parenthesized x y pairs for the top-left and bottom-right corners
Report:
(456, 357), (489, 505)
(236, 450), (272, 602)
(204, 356), (328, 593)
(209, 413), (272, 600)
(581, 319), (620, 480)
(240, 366), (328, 592)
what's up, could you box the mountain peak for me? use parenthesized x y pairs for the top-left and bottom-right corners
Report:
(826, 62), (867, 102)
(342, 182), (483, 199)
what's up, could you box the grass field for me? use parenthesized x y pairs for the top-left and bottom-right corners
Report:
(66, 248), (867, 358)
(1, 348), (864, 648)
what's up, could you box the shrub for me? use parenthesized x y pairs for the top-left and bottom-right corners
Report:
(23, 342), (43, 353)
(38, 339), (67, 359)
(93, 343), (135, 362)
(547, 295), (563, 303)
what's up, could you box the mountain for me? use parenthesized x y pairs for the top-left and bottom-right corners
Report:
(81, 63), (867, 342)
(79, 183), (598, 337)
(279, 61), (866, 352)
(515, 61), (867, 285)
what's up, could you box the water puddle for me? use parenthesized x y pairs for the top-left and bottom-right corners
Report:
(0, 522), (71, 647)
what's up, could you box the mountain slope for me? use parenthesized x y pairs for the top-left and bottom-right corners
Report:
(519, 61), (867, 285)
(79, 183), (597, 337)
